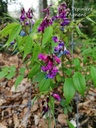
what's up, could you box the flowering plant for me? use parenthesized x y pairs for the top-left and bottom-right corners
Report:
(0, 2), (96, 127)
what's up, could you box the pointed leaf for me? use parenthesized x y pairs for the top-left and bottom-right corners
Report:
(0, 23), (20, 38)
(31, 44), (41, 64)
(39, 78), (51, 92)
(15, 75), (24, 89)
(20, 67), (26, 75)
(48, 96), (55, 115)
(28, 64), (40, 79)
(5, 24), (21, 47)
(6, 66), (16, 80)
(31, 19), (42, 34)
(23, 36), (33, 60)
(90, 66), (96, 87)
(67, 121), (75, 128)
(42, 26), (53, 46)
(73, 72), (86, 95)
(86, 17), (95, 24)
(63, 78), (75, 104)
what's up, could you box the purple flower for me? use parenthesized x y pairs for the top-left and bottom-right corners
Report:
(52, 3), (70, 27)
(47, 67), (58, 79)
(64, 46), (70, 55)
(38, 53), (47, 61)
(38, 54), (60, 79)
(54, 55), (61, 64)
(38, 17), (52, 33)
(20, 8), (34, 22)
(25, 21), (29, 25)
(43, 106), (49, 115)
(52, 15), (58, 21)
(26, 8), (33, 19)
(61, 19), (70, 26)
(42, 99), (49, 115)
(58, 41), (64, 47)
(54, 46), (60, 53)
(52, 36), (59, 43)
(20, 14), (26, 21)
(52, 93), (61, 101)
(20, 8), (26, 21)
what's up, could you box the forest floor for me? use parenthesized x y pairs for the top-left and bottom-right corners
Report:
(0, 53), (96, 128)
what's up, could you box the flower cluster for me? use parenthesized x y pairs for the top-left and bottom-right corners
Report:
(38, 7), (52, 33)
(20, 8), (33, 21)
(52, 3), (70, 27)
(20, 8), (34, 36)
(42, 94), (61, 115)
(38, 17), (52, 33)
(38, 53), (60, 79)
(52, 36), (70, 57)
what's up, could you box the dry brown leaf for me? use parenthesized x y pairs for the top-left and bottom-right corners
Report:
(11, 78), (30, 92)
(31, 102), (38, 112)
(57, 114), (68, 125)
(13, 114), (19, 128)
(0, 123), (7, 128)
(0, 99), (6, 106)
(34, 115), (40, 126)
(39, 118), (55, 128)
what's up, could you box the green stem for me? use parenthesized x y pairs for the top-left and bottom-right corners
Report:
(61, 55), (65, 78)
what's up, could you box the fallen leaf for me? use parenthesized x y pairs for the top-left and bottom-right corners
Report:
(57, 114), (68, 125)
(0, 123), (7, 128)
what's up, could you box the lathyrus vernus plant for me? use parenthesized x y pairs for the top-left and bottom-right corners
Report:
(0, 2), (96, 127)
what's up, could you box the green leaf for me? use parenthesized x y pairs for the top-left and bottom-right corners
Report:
(31, 19), (42, 34)
(90, 66), (96, 87)
(0, 70), (8, 79)
(5, 23), (21, 47)
(15, 75), (24, 89)
(73, 58), (80, 70)
(39, 78), (51, 92)
(86, 17), (95, 24)
(63, 78), (76, 104)
(64, 107), (68, 115)
(76, 26), (83, 36)
(23, 36), (33, 60)
(42, 26), (53, 46)
(67, 121), (75, 128)
(33, 72), (45, 83)
(48, 96), (55, 115)
(73, 72), (86, 95)
(31, 44), (41, 65)
(67, 106), (72, 113)
(82, 48), (92, 55)
(6, 66), (16, 80)
(20, 67), (26, 75)
(28, 64), (40, 79)
(0, 23), (20, 38)
(16, 35), (22, 46)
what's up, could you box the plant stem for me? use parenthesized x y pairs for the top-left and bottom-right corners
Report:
(61, 55), (65, 78)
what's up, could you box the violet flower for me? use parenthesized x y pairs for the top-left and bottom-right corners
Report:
(52, 37), (70, 57)
(52, 36), (59, 43)
(20, 8), (26, 21)
(43, 106), (49, 115)
(52, 93), (61, 101)
(38, 17), (52, 33)
(38, 53), (47, 61)
(38, 6), (52, 33)
(26, 8), (33, 19)
(38, 53), (60, 79)
(47, 67), (58, 79)
(52, 3), (70, 27)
